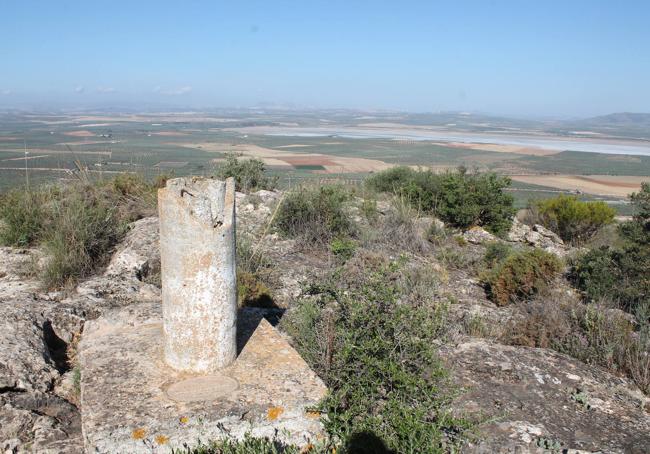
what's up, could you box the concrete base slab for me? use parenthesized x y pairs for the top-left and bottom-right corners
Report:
(79, 303), (327, 453)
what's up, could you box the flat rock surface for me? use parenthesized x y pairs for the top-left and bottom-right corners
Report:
(0, 218), (163, 453)
(79, 303), (327, 453)
(0, 247), (40, 300)
(442, 340), (650, 454)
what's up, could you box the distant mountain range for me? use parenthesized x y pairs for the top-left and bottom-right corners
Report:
(581, 112), (650, 125)
(555, 113), (650, 139)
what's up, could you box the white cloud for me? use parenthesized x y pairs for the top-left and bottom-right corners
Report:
(97, 87), (116, 93)
(74, 85), (85, 93)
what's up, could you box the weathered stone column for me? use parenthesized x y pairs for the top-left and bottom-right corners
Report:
(158, 177), (237, 372)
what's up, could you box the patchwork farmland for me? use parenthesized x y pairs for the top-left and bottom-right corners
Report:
(1, 110), (649, 213)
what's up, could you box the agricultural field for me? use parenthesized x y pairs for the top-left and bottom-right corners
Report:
(1, 110), (649, 213)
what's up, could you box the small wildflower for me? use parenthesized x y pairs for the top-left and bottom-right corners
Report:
(267, 406), (284, 421)
(179, 416), (189, 425)
(131, 428), (146, 440)
(155, 435), (169, 445)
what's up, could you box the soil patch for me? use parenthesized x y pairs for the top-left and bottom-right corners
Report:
(63, 130), (96, 137)
(511, 175), (645, 197)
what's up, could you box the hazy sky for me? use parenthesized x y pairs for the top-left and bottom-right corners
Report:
(1, 1), (649, 117)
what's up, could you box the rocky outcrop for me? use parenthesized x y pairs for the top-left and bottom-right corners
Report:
(443, 340), (650, 453)
(0, 192), (303, 452)
(104, 217), (160, 279)
(1, 391), (81, 454)
(78, 303), (326, 453)
(236, 190), (331, 308)
(0, 248), (40, 300)
(463, 226), (498, 244)
(0, 255), (84, 451)
(460, 220), (568, 257)
(1, 191), (647, 453)
(507, 219), (568, 256)
(0, 218), (163, 452)
(76, 217), (161, 305)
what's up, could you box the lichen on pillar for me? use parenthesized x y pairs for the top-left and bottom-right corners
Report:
(158, 177), (237, 372)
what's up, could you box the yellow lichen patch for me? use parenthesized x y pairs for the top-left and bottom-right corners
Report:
(179, 416), (189, 425)
(131, 428), (146, 440)
(267, 406), (284, 421)
(155, 435), (169, 445)
(305, 410), (321, 419)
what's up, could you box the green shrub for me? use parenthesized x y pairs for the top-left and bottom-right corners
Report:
(215, 152), (277, 192)
(110, 173), (159, 220)
(571, 247), (624, 304)
(535, 194), (615, 244)
(365, 166), (417, 193)
(275, 185), (354, 245)
(572, 244), (650, 312)
(40, 186), (125, 288)
(236, 233), (272, 275)
(330, 237), (357, 261)
(633, 182), (650, 219)
(427, 221), (447, 245)
(366, 166), (515, 235)
(371, 194), (430, 254)
(0, 189), (49, 246)
(171, 433), (307, 454)
(436, 242), (481, 272)
(237, 271), (274, 308)
(461, 313), (496, 338)
(236, 233), (275, 308)
(281, 258), (470, 453)
(112, 173), (150, 196)
(483, 242), (513, 267)
(453, 235), (467, 247)
(72, 366), (81, 397)
(360, 196), (379, 224)
(0, 174), (160, 288)
(571, 182), (650, 313)
(434, 168), (515, 235)
(506, 298), (650, 394)
(482, 249), (562, 306)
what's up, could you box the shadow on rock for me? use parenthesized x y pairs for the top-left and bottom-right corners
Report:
(344, 431), (395, 454)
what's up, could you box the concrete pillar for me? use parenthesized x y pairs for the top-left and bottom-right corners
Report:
(158, 177), (237, 372)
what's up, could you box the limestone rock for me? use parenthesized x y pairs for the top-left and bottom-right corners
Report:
(0, 292), (85, 452)
(76, 216), (161, 306)
(79, 303), (327, 453)
(507, 219), (568, 256)
(0, 299), (59, 394)
(533, 224), (564, 245)
(235, 191), (279, 238)
(463, 226), (497, 244)
(0, 247), (40, 300)
(507, 218), (532, 243)
(253, 189), (281, 204)
(0, 218), (164, 453)
(442, 340), (650, 453)
(375, 199), (392, 214)
(0, 391), (82, 453)
(105, 217), (160, 278)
